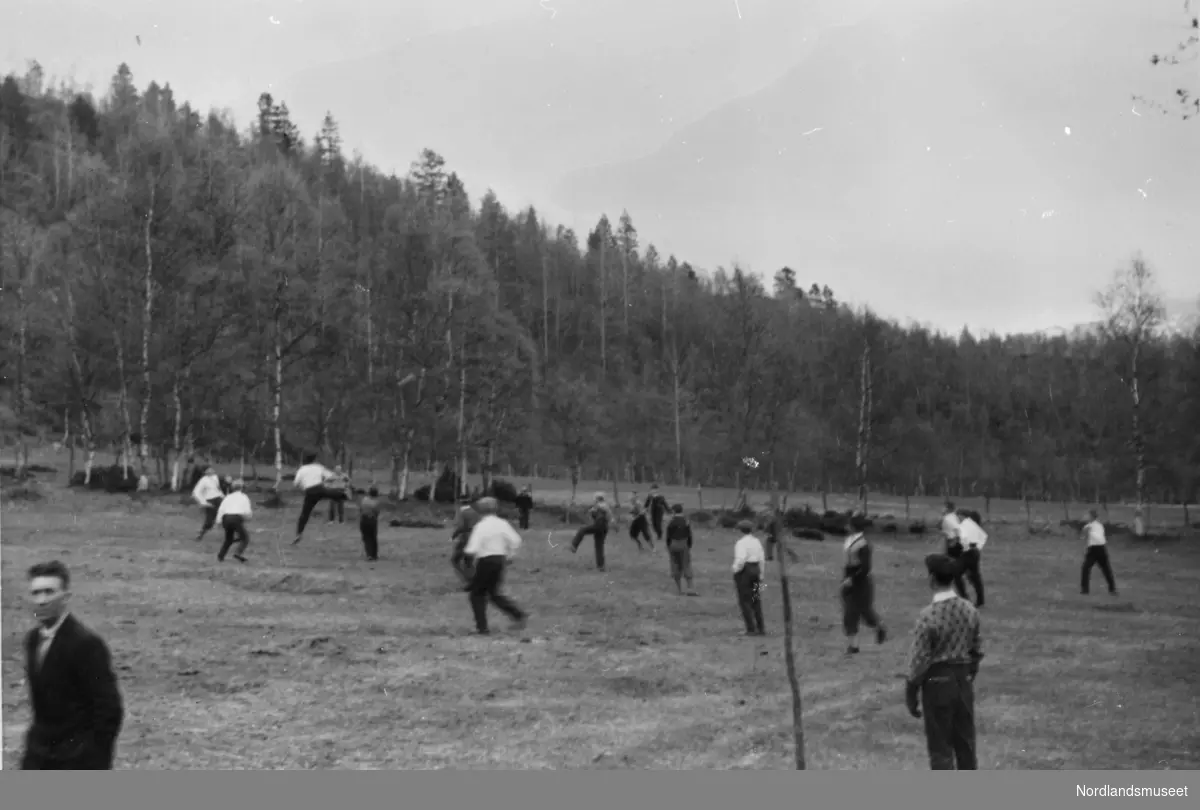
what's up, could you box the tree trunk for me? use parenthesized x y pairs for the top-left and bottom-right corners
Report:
(1129, 343), (1147, 537)
(599, 236), (607, 373)
(854, 340), (873, 514)
(272, 315), (284, 490)
(112, 334), (136, 481)
(170, 371), (185, 491)
(138, 179), (156, 476)
(456, 345), (467, 500)
(541, 253), (550, 369)
(672, 352), (683, 484)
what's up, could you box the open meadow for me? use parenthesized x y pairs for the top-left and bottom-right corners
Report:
(2, 466), (1199, 769)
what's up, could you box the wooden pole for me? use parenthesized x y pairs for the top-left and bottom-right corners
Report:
(774, 494), (807, 770)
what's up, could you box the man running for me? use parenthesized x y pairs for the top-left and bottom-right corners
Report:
(215, 479), (252, 563)
(291, 453), (348, 545)
(841, 531), (887, 654)
(570, 493), (613, 571)
(628, 490), (654, 551)
(644, 484), (669, 543)
(939, 501), (970, 599)
(462, 498), (527, 635)
(1080, 509), (1118, 596)
(191, 467), (224, 543)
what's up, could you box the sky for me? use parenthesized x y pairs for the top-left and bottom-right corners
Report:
(4, 0), (1198, 336)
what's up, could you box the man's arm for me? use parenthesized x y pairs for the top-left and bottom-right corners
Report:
(81, 635), (124, 766)
(732, 540), (747, 573)
(686, 525), (693, 549)
(905, 614), (934, 717)
(968, 613), (984, 680)
(463, 523), (484, 557)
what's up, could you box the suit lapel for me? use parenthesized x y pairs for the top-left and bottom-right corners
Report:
(34, 614), (76, 675)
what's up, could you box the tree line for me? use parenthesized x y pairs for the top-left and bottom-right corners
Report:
(1, 61), (1197, 525)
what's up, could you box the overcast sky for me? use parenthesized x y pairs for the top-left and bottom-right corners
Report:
(4, 0), (1197, 335)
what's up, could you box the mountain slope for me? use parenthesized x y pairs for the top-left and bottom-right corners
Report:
(551, 0), (1200, 333)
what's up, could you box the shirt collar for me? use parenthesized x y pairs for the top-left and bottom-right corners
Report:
(932, 590), (957, 603)
(39, 611), (70, 640)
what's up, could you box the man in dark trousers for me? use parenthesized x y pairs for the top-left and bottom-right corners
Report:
(462, 497), (528, 635)
(515, 484), (534, 530)
(215, 478), (253, 563)
(291, 453), (348, 545)
(21, 560), (124, 770)
(841, 531), (887, 655)
(644, 484), (669, 543)
(451, 503), (482, 588)
(360, 486), (382, 561)
(731, 519), (766, 636)
(1080, 509), (1118, 596)
(628, 490), (654, 551)
(905, 553), (984, 770)
(939, 501), (971, 600)
(665, 503), (696, 595)
(764, 504), (800, 563)
(326, 464), (351, 523)
(191, 466), (224, 543)
(570, 492), (613, 572)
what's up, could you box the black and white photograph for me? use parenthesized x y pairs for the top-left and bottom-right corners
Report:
(1, 0), (1198, 771)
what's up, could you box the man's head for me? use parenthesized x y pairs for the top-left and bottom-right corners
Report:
(28, 561), (71, 627)
(943, 501), (955, 514)
(204, 466), (216, 477)
(594, 492), (605, 503)
(231, 478), (245, 491)
(368, 486), (379, 498)
(736, 519), (755, 535)
(475, 497), (498, 515)
(1088, 508), (1099, 521)
(303, 453), (317, 465)
(925, 554), (959, 591)
(672, 503), (684, 515)
(334, 465), (343, 474)
(650, 484), (659, 492)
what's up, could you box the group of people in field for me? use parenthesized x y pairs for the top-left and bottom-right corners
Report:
(176, 454), (1123, 770)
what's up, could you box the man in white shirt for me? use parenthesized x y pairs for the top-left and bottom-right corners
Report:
(731, 519), (767, 636)
(462, 498), (528, 635)
(939, 502), (970, 601)
(1080, 509), (1118, 596)
(291, 453), (348, 545)
(216, 479), (253, 563)
(191, 467), (225, 543)
(957, 515), (987, 607)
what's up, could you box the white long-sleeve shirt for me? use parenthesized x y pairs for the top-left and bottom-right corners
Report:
(294, 463), (330, 491)
(464, 515), (523, 560)
(216, 491), (253, 520)
(1083, 520), (1107, 547)
(732, 533), (766, 573)
(959, 517), (988, 550)
(193, 474), (223, 504)
(940, 512), (962, 541)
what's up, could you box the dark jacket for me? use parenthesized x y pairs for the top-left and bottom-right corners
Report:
(22, 614), (124, 770)
(515, 493), (533, 512)
(665, 515), (693, 551)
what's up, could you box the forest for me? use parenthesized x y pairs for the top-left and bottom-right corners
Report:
(0, 61), (1197, 516)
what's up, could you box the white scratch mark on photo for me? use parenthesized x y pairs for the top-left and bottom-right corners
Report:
(540, 0), (557, 19)
(802, 127), (823, 136)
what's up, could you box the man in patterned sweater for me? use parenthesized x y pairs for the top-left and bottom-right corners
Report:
(905, 553), (984, 770)
(841, 532), (887, 655)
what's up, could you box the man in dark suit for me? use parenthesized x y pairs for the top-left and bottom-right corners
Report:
(21, 560), (125, 770)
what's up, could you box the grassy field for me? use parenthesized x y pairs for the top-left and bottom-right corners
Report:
(3, 470), (1198, 771)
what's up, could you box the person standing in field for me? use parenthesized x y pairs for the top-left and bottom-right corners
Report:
(21, 561), (125, 770)
(1080, 509), (1118, 596)
(359, 486), (382, 562)
(905, 553), (983, 770)
(291, 453), (347, 545)
(731, 519), (767, 636)
(841, 531), (887, 654)
(515, 484), (534, 530)
(628, 490), (654, 552)
(450, 503), (482, 588)
(939, 501), (969, 599)
(665, 503), (696, 595)
(956, 513), (987, 607)
(764, 505), (800, 563)
(570, 492), (613, 572)
(463, 497), (528, 635)
(327, 465), (351, 524)
(215, 479), (253, 563)
(644, 484), (669, 544)
(191, 466), (225, 543)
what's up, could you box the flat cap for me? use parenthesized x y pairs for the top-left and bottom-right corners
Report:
(924, 553), (959, 579)
(736, 519), (755, 534)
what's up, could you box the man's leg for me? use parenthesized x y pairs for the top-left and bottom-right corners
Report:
(734, 571), (757, 633)
(198, 499), (220, 541)
(628, 518), (644, 550)
(947, 545), (968, 598)
(218, 520), (236, 561)
(571, 525), (595, 553)
(468, 558), (495, 633)
(594, 528), (607, 570)
(1081, 548), (1097, 594)
(950, 672), (978, 770)
(233, 521), (249, 560)
(487, 559), (526, 625)
(451, 534), (472, 586)
(859, 578), (888, 644)
(964, 549), (984, 606)
(749, 569), (765, 634)
(1097, 546), (1117, 593)
(519, 510), (529, 530)
(652, 514), (664, 542)
(670, 550), (684, 593)
(921, 675), (959, 770)
(681, 549), (695, 594)
(295, 490), (321, 540)
(842, 586), (862, 653)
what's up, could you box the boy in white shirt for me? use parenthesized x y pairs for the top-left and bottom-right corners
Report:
(939, 502), (971, 601)
(731, 520), (766, 636)
(216, 479), (253, 563)
(291, 453), (347, 545)
(1080, 509), (1118, 596)
(191, 467), (225, 543)
(462, 498), (527, 635)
